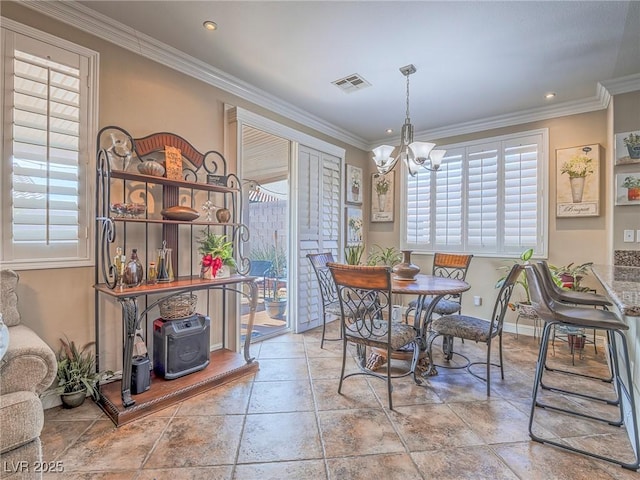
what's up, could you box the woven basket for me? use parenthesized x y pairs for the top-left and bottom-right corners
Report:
(159, 294), (197, 320)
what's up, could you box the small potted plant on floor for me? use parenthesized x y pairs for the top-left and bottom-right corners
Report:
(56, 337), (110, 408)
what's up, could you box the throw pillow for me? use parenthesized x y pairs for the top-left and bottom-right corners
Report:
(0, 269), (21, 327)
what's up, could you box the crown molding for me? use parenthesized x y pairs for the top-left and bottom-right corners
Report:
(18, 0), (369, 151)
(600, 73), (640, 96)
(368, 92), (610, 150)
(17, 0), (638, 154)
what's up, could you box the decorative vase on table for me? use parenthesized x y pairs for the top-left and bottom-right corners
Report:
(392, 250), (420, 281)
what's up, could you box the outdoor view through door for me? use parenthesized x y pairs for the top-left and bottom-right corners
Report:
(241, 125), (290, 342)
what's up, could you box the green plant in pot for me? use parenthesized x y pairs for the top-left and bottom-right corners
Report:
(623, 132), (640, 160)
(197, 231), (236, 278)
(345, 244), (365, 265)
(549, 261), (593, 292)
(251, 242), (288, 319)
(56, 337), (111, 408)
(367, 244), (402, 267)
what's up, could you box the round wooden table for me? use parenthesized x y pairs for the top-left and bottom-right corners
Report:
(367, 273), (471, 372)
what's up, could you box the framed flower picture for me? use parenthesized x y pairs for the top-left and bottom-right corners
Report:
(345, 164), (363, 204)
(615, 172), (640, 205)
(615, 131), (640, 166)
(556, 144), (600, 217)
(371, 171), (394, 222)
(345, 206), (363, 246)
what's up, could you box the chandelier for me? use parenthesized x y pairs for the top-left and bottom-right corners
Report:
(372, 64), (446, 177)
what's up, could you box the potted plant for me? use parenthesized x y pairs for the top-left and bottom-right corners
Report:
(345, 244), (365, 265)
(56, 337), (110, 408)
(623, 132), (640, 159)
(367, 244), (402, 267)
(250, 242), (287, 319)
(197, 232), (236, 279)
(622, 175), (640, 201)
(550, 261), (593, 292)
(560, 153), (594, 203)
(351, 177), (360, 201)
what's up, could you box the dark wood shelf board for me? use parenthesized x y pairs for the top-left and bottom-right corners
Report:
(97, 349), (258, 426)
(110, 170), (237, 193)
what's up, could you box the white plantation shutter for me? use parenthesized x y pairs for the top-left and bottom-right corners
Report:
(467, 143), (499, 252)
(2, 23), (97, 268)
(296, 146), (341, 333)
(403, 130), (547, 256)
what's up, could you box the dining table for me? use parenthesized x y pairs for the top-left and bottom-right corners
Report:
(367, 273), (471, 374)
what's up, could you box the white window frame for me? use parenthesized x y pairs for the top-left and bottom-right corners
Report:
(401, 128), (549, 258)
(1, 18), (98, 269)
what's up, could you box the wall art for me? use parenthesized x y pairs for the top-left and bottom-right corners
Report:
(345, 164), (363, 204)
(345, 206), (363, 246)
(371, 171), (394, 222)
(615, 131), (640, 166)
(615, 172), (640, 206)
(556, 144), (599, 217)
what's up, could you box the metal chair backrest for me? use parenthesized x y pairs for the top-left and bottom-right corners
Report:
(307, 252), (338, 307)
(432, 253), (473, 303)
(489, 263), (522, 334)
(327, 263), (392, 341)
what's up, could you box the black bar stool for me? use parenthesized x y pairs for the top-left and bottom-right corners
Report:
(524, 264), (639, 470)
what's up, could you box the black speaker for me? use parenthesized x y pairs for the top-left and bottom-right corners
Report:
(131, 355), (150, 394)
(153, 314), (210, 380)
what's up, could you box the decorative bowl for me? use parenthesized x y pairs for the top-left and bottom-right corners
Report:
(137, 160), (165, 177)
(110, 202), (146, 218)
(161, 205), (200, 221)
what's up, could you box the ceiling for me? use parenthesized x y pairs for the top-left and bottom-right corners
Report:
(68, 1), (640, 149)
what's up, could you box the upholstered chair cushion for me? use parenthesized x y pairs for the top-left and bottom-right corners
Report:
(346, 320), (416, 350)
(1, 269), (21, 327)
(408, 297), (461, 316)
(0, 391), (44, 454)
(431, 315), (494, 343)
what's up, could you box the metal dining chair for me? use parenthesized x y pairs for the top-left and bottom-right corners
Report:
(306, 252), (343, 348)
(327, 263), (420, 410)
(406, 253), (473, 359)
(524, 264), (639, 470)
(424, 264), (521, 396)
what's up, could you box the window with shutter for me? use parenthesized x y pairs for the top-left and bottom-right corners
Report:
(403, 129), (548, 257)
(1, 20), (98, 268)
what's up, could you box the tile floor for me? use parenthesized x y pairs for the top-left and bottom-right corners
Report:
(40, 323), (640, 479)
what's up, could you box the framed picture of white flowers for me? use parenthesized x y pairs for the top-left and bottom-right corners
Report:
(345, 164), (363, 205)
(615, 131), (640, 165)
(371, 171), (394, 222)
(345, 206), (363, 246)
(556, 144), (600, 217)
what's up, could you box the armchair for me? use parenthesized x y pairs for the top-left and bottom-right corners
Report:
(0, 269), (57, 478)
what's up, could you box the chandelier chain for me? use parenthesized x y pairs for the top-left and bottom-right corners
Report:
(405, 73), (411, 122)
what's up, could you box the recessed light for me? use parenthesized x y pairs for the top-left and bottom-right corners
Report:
(545, 92), (556, 99)
(203, 21), (217, 31)
(386, 129), (393, 134)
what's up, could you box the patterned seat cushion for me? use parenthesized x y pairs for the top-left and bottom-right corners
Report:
(346, 320), (416, 350)
(431, 315), (494, 342)
(408, 297), (461, 315)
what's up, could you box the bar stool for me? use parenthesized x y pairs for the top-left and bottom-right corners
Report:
(524, 264), (639, 470)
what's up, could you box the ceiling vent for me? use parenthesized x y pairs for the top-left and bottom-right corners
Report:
(332, 73), (371, 93)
